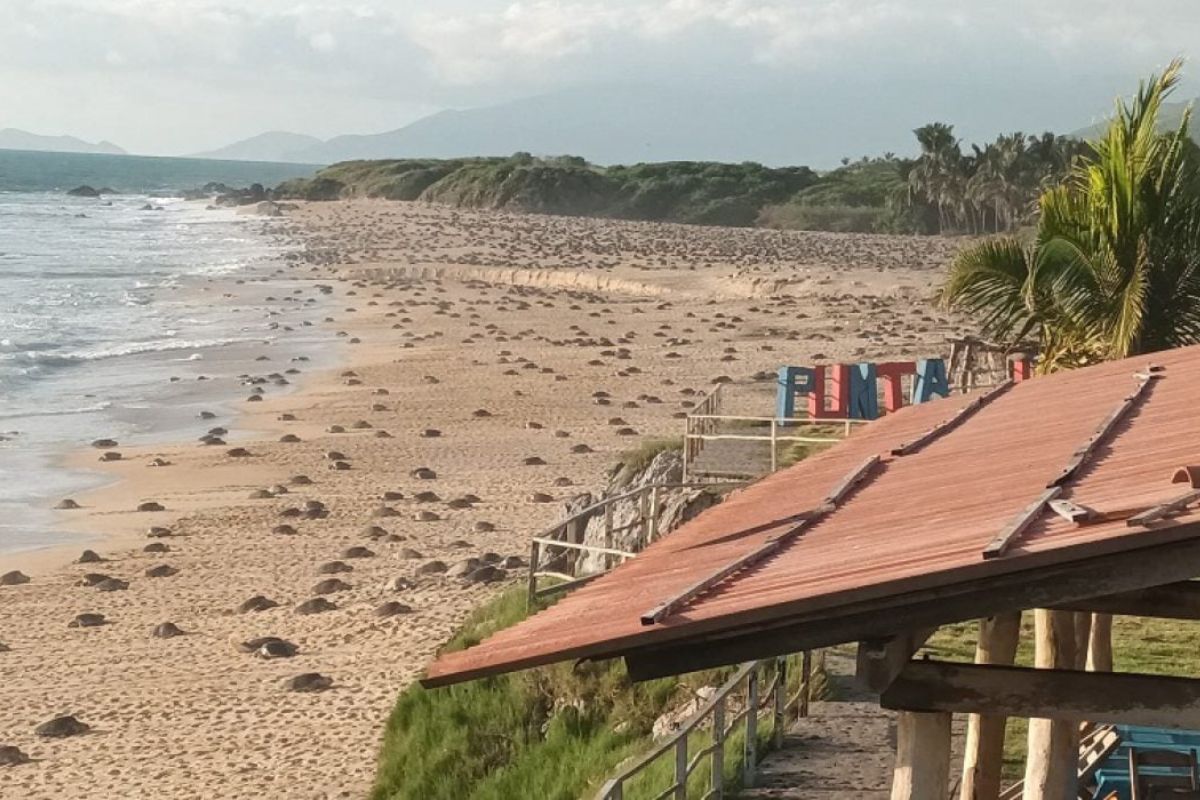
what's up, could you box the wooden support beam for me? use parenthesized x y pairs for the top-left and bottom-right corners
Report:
(960, 612), (1021, 800)
(1053, 581), (1200, 620)
(623, 534), (1200, 682)
(640, 456), (881, 625)
(823, 454), (881, 508)
(982, 487), (1062, 559)
(1047, 374), (1158, 488)
(891, 380), (1013, 457)
(1127, 489), (1200, 527)
(881, 660), (1200, 730)
(1024, 608), (1078, 800)
(855, 628), (936, 692)
(890, 711), (951, 800)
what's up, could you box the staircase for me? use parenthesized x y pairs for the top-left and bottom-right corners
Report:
(740, 650), (966, 799)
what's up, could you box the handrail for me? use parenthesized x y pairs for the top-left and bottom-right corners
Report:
(527, 479), (746, 608)
(595, 654), (813, 800)
(530, 481), (744, 543)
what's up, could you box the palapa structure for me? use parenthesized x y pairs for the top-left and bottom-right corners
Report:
(426, 344), (1200, 800)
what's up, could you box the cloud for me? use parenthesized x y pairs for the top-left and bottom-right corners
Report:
(1, 0), (1198, 154)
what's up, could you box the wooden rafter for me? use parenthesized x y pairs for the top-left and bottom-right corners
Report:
(983, 372), (1160, 559)
(855, 628), (937, 692)
(891, 380), (1013, 457)
(882, 660), (1200, 729)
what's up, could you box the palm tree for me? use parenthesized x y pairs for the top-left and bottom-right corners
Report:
(941, 58), (1200, 370)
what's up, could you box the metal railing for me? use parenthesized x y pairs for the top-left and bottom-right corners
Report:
(596, 653), (814, 800)
(527, 480), (744, 609)
(682, 413), (866, 482)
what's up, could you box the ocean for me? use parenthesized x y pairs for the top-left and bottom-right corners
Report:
(0, 149), (333, 556)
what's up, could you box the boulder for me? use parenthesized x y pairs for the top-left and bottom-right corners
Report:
(67, 185), (100, 198)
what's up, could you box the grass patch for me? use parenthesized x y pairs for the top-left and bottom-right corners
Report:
(370, 583), (829, 799)
(370, 585), (737, 800)
(612, 437), (683, 487)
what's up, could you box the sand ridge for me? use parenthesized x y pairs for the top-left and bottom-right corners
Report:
(0, 199), (972, 799)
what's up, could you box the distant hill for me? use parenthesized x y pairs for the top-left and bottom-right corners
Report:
(223, 86), (909, 168)
(191, 131), (324, 163)
(0, 129), (125, 156)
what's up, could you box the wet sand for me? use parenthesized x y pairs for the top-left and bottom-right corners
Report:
(0, 200), (970, 799)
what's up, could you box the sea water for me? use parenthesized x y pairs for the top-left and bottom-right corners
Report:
(0, 150), (333, 556)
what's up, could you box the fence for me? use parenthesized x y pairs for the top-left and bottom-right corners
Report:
(682, 412), (865, 482)
(527, 480), (744, 609)
(595, 653), (814, 800)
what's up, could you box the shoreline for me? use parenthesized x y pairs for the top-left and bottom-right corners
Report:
(0, 198), (971, 799)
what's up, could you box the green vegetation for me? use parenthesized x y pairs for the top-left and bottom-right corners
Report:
(370, 585), (821, 800)
(942, 59), (1200, 369)
(274, 120), (1087, 235)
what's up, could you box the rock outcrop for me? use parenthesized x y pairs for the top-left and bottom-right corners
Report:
(546, 449), (721, 576)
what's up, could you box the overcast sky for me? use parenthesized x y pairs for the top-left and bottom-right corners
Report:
(3, 0), (1199, 157)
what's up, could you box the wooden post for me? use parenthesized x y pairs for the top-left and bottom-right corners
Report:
(712, 697), (726, 799)
(648, 486), (660, 543)
(526, 540), (540, 609)
(773, 658), (787, 748)
(800, 651), (812, 718)
(603, 503), (615, 571)
(745, 668), (759, 788)
(1088, 613), (1114, 672)
(1073, 612), (1093, 671)
(890, 711), (952, 800)
(674, 736), (688, 800)
(960, 612), (1021, 800)
(638, 489), (650, 547)
(1023, 609), (1078, 800)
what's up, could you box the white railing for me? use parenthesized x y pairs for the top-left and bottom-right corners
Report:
(682, 412), (867, 481)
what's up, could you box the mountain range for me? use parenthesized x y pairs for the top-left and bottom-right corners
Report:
(9, 87), (1198, 167)
(191, 85), (932, 167)
(0, 129), (125, 156)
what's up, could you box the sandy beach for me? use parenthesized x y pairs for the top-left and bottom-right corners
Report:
(0, 200), (971, 799)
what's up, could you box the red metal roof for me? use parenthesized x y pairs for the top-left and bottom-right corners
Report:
(425, 345), (1200, 687)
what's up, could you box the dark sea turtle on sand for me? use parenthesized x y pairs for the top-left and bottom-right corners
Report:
(295, 597), (336, 615)
(285, 673), (332, 692)
(1, 571), (30, 586)
(68, 613), (107, 628)
(0, 744), (30, 766)
(375, 601), (412, 618)
(35, 715), (89, 738)
(152, 622), (186, 638)
(238, 595), (278, 613)
(312, 578), (351, 595)
(76, 550), (103, 564)
(95, 578), (129, 592)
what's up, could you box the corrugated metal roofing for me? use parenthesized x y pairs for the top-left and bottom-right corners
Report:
(425, 345), (1200, 687)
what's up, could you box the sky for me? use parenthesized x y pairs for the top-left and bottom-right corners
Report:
(3, 0), (1200, 158)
